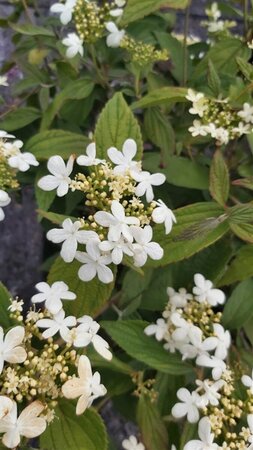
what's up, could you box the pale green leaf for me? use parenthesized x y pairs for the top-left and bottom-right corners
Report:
(10, 23), (54, 37)
(121, 0), (188, 25)
(131, 87), (187, 110)
(209, 150), (230, 206)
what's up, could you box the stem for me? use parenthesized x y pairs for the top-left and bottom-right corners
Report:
(182, 0), (191, 86)
(244, 0), (249, 37)
(89, 45), (107, 88)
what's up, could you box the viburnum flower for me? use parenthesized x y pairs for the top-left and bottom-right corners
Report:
(105, 22), (125, 48)
(0, 190), (11, 221)
(115, 0), (126, 6)
(195, 379), (224, 407)
(94, 200), (140, 242)
(242, 369), (253, 393)
(213, 323), (231, 360)
(193, 273), (225, 306)
(31, 281), (76, 314)
(151, 199), (176, 234)
(47, 219), (98, 263)
(71, 315), (112, 360)
(76, 143), (105, 167)
(196, 354), (226, 380)
(7, 151), (39, 172)
(50, 0), (77, 25)
(144, 318), (168, 341)
(186, 89), (208, 117)
(184, 417), (219, 450)
(38, 155), (74, 197)
(170, 312), (194, 342)
(0, 400), (46, 449)
(62, 33), (84, 58)
(171, 388), (201, 423)
(0, 131), (14, 139)
(107, 139), (140, 175)
(0, 326), (27, 374)
(238, 103), (253, 124)
(0, 397), (12, 419)
(131, 171), (166, 203)
(0, 75), (8, 87)
(122, 435), (145, 450)
(181, 327), (218, 360)
(131, 225), (164, 267)
(36, 309), (77, 340)
(188, 120), (208, 137)
(99, 237), (133, 265)
(233, 121), (251, 136)
(76, 240), (113, 284)
(3, 139), (24, 158)
(8, 299), (24, 313)
(62, 355), (107, 415)
(167, 287), (193, 308)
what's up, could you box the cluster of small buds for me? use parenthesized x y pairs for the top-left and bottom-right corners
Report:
(202, 2), (236, 35)
(0, 130), (39, 222)
(186, 89), (253, 145)
(120, 36), (169, 66)
(132, 372), (157, 402)
(0, 283), (110, 448)
(38, 138), (176, 284)
(50, 0), (126, 58)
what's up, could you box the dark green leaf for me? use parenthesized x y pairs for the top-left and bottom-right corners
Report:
(10, 23), (54, 37)
(230, 222), (253, 243)
(222, 279), (253, 329)
(0, 108), (41, 131)
(218, 245), (253, 286)
(131, 87), (187, 110)
(209, 150), (230, 206)
(144, 108), (175, 160)
(208, 59), (221, 96)
(137, 395), (168, 450)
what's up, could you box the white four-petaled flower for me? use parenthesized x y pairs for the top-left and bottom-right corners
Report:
(7, 151), (39, 172)
(131, 171), (166, 203)
(36, 308), (76, 340)
(144, 318), (168, 341)
(0, 326), (27, 374)
(38, 155), (74, 197)
(131, 225), (164, 267)
(76, 240), (113, 284)
(50, 0), (77, 25)
(31, 281), (76, 314)
(72, 315), (112, 360)
(107, 139), (140, 175)
(62, 33), (84, 58)
(152, 199), (176, 234)
(105, 22), (125, 48)
(76, 143), (105, 167)
(99, 237), (133, 265)
(171, 387), (201, 423)
(193, 273), (225, 306)
(122, 435), (145, 450)
(183, 417), (219, 450)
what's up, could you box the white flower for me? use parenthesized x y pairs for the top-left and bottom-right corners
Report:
(0, 326), (27, 374)
(170, 312), (193, 343)
(248, 40), (253, 50)
(0, 131), (15, 140)
(206, 2), (221, 21)
(47, 219), (99, 263)
(110, 8), (124, 17)
(171, 388), (201, 423)
(62, 355), (107, 415)
(115, 0), (126, 6)
(167, 287), (193, 308)
(181, 326), (218, 360)
(248, 414), (253, 444)
(131, 171), (166, 203)
(8, 151), (39, 172)
(144, 318), (168, 341)
(0, 400), (46, 449)
(0, 75), (8, 87)
(36, 309), (76, 340)
(233, 121), (251, 136)
(8, 300), (24, 313)
(62, 33), (84, 58)
(196, 354), (227, 380)
(186, 89), (204, 103)
(2, 139), (23, 158)
(106, 22), (125, 48)
(212, 127), (229, 145)
(122, 435), (145, 450)
(195, 379), (224, 407)
(186, 89), (208, 118)
(0, 397), (13, 419)
(151, 199), (176, 234)
(50, 0), (77, 25)
(94, 200), (140, 242)
(188, 120), (208, 137)
(242, 369), (253, 393)
(76, 240), (113, 284)
(76, 143), (105, 167)
(31, 281), (76, 315)
(193, 273), (225, 306)
(131, 225), (164, 267)
(183, 417), (219, 450)
(213, 324), (231, 360)
(0, 190), (11, 222)
(238, 103), (253, 124)
(38, 155), (74, 197)
(71, 315), (112, 360)
(99, 238), (133, 265)
(107, 139), (140, 175)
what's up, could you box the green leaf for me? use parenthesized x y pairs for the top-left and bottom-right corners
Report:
(150, 202), (229, 267)
(0, 107), (41, 131)
(47, 258), (116, 317)
(207, 59), (221, 97)
(228, 204), (253, 224)
(209, 150), (230, 206)
(218, 245), (253, 286)
(232, 178), (253, 191)
(236, 57), (253, 81)
(0, 283), (13, 328)
(137, 395), (168, 450)
(229, 222), (253, 243)
(40, 78), (94, 130)
(102, 320), (192, 375)
(94, 92), (143, 160)
(10, 23), (54, 37)
(131, 87), (187, 110)
(222, 279), (253, 329)
(121, 0), (188, 25)
(40, 402), (108, 450)
(37, 210), (72, 225)
(25, 130), (89, 160)
(143, 153), (209, 190)
(144, 108), (175, 159)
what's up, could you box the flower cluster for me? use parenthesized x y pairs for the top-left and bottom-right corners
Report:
(50, 0), (126, 57)
(202, 2), (236, 34)
(0, 282), (110, 448)
(120, 35), (168, 66)
(187, 89), (253, 145)
(0, 130), (39, 221)
(145, 274), (253, 449)
(38, 138), (176, 284)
